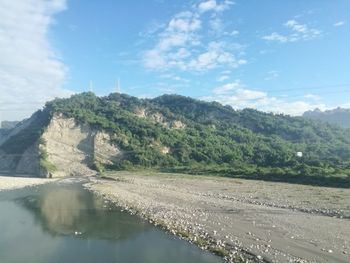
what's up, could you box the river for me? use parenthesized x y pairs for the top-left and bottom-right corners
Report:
(0, 179), (223, 263)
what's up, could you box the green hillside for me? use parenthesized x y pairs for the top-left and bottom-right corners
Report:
(44, 92), (350, 184)
(303, 108), (350, 129)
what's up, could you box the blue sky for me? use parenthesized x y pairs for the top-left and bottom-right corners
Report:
(0, 0), (349, 121)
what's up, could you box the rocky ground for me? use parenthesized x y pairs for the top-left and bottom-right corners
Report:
(85, 171), (350, 263)
(0, 175), (52, 191)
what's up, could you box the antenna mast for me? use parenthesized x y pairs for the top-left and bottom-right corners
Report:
(116, 78), (121, 94)
(89, 80), (93, 92)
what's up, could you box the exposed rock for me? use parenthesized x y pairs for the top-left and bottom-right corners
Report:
(150, 140), (170, 154)
(148, 112), (166, 124)
(94, 131), (124, 165)
(134, 107), (185, 130)
(41, 114), (96, 177)
(134, 107), (146, 118)
(171, 120), (186, 129)
(161, 146), (170, 154)
(0, 113), (123, 178)
(41, 114), (123, 177)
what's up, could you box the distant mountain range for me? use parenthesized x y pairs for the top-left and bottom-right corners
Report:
(303, 108), (350, 128)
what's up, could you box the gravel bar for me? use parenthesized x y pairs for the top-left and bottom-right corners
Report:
(85, 172), (350, 263)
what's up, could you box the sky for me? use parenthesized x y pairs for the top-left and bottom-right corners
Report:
(0, 0), (350, 122)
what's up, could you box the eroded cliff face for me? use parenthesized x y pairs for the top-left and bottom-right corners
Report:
(40, 114), (123, 177)
(0, 114), (123, 177)
(134, 107), (186, 130)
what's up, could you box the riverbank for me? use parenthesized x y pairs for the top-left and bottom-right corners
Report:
(85, 171), (350, 263)
(0, 175), (52, 191)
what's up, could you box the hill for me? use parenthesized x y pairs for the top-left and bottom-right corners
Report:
(303, 108), (350, 128)
(0, 92), (349, 185)
(1, 121), (20, 130)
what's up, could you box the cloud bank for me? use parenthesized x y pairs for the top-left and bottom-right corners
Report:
(0, 0), (72, 122)
(143, 0), (245, 72)
(204, 81), (326, 116)
(263, 20), (321, 43)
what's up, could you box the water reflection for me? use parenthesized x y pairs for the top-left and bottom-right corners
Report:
(0, 182), (223, 263)
(18, 183), (149, 240)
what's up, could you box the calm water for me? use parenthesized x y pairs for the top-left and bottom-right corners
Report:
(0, 180), (223, 263)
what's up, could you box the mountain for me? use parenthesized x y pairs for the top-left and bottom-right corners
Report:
(0, 121), (24, 144)
(0, 92), (349, 183)
(303, 108), (350, 128)
(1, 121), (20, 129)
(0, 121), (19, 141)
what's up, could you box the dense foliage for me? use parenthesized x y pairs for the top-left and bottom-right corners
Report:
(46, 92), (350, 182)
(304, 108), (350, 129)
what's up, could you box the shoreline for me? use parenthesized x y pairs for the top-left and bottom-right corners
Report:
(84, 177), (253, 263)
(85, 171), (350, 263)
(0, 175), (53, 192)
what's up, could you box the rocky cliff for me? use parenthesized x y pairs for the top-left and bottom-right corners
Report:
(0, 113), (122, 178)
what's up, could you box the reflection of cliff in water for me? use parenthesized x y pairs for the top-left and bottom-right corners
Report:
(18, 183), (150, 240)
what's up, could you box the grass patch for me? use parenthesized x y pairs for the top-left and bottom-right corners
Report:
(209, 247), (230, 258)
(39, 158), (57, 174)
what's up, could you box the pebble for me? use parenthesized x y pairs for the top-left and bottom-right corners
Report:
(84, 175), (350, 263)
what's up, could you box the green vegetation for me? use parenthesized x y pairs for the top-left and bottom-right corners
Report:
(38, 138), (57, 175)
(304, 107), (350, 129)
(39, 158), (57, 175)
(44, 92), (350, 185)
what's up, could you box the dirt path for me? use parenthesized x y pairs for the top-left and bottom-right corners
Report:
(85, 172), (350, 263)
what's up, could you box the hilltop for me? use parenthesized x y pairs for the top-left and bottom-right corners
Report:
(303, 108), (350, 128)
(0, 92), (349, 185)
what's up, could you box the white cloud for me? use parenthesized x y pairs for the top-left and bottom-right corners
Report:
(209, 17), (224, 32)
(198, 0), (234, 13)
(262, 32), (288, 43)
(198, 0), (217, 13)
(187, 42), (246, 71)
(263, 19), (321, 43)
(304, 94), (321, 101)
(217, 69), (231, 82)
(205, 81), (326, 116)
(160, 73), (190, 83)
(228, 30), (239, 36)
(168, 12), (201, 34)
(333, 21), (345, 27)
(213, 80), (242, 94)
(142, 1), (243, 72)
(0, 0), (72, 122)
(217, 75), (229, 82)
(341, 102), (350, 109)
